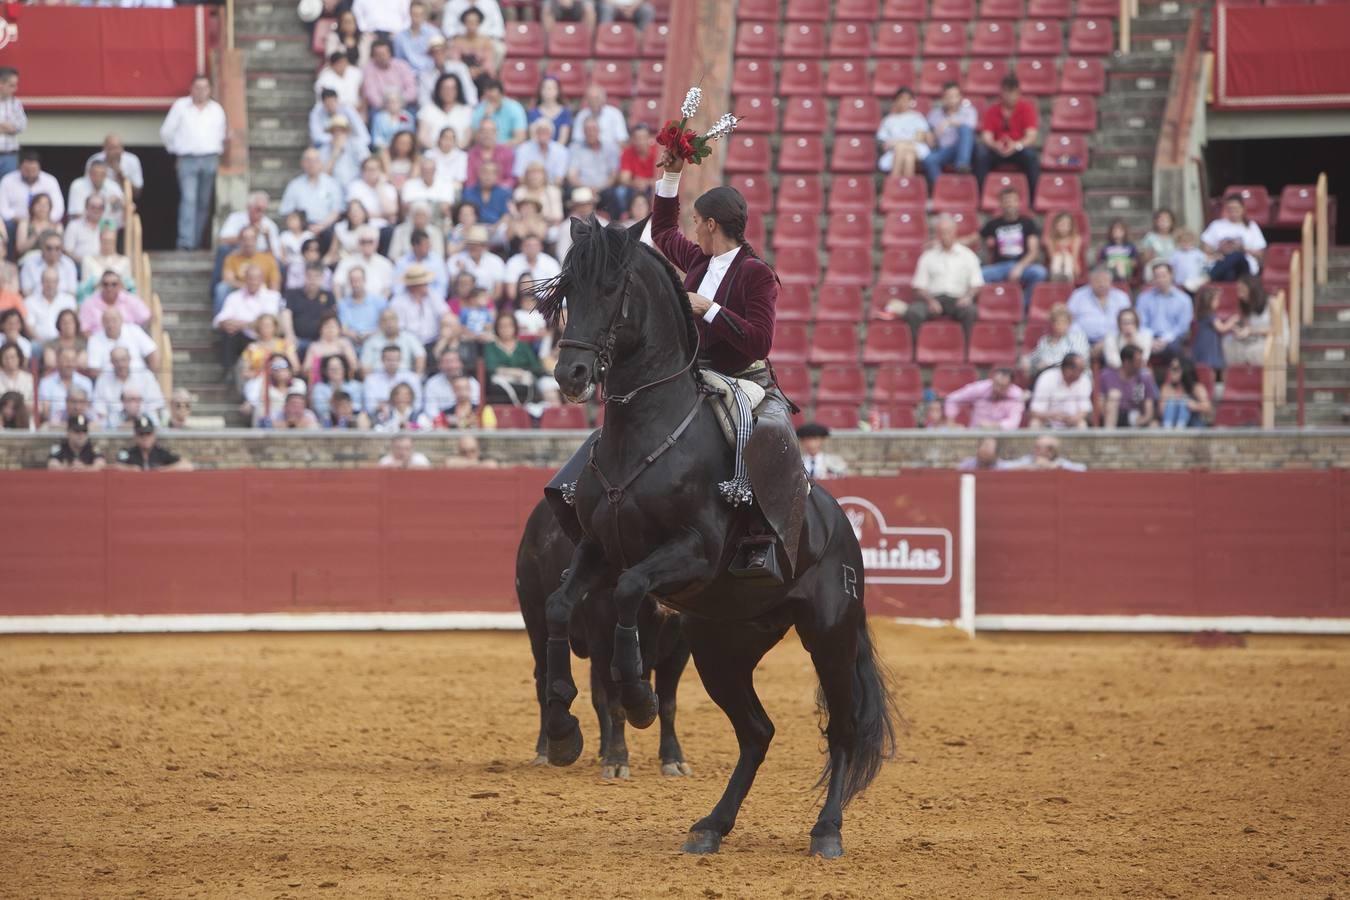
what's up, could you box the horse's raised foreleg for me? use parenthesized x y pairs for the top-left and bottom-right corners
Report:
(544, 538), (610, 766)
(609, 534), (712, 729)
(680, 614), (789, 854)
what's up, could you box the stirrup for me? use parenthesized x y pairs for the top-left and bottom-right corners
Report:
(729, 536), (783, 584)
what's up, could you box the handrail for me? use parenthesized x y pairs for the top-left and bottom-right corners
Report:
(1301, 213), (1315, 327)
(1262, 292), (1285, 429)
(1155, 13), (1202, 170)
(224, 0), (235, 52)
(1118, 0), (1132, 55)
(1288, 248), (1301, 366)
(1315, 173), (1328, 286)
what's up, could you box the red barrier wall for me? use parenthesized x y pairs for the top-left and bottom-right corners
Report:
(1214, 4), (1350, 110)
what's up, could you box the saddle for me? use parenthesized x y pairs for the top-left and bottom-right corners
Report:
(700, 371), (767, 447)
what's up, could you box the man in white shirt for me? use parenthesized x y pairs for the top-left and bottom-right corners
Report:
(280, 148), (345, 235)
(334, 226), (397, 299)
(447, 224), (506, 298)
(905, 213), (984, 337)
(379, 434), (432, 469)
(798, 422), (848, 480)
(88, 134), (144, 200)
(63, 195), (106, 263)
(503, 236), (561, 300)
(389, 265), (450, 345)
(214, 264), (282, 365)
(87, 308), (159, 376)
(513, 119), (570, 185)
(315, 52), (366, 112)
(441, 0), (505, 39)
(361, 307), (427, 374)
(66, 159), (125, 227)
(24, 267), (77, 343)
(570, 84), (629, 149)
(354, 0), (412, 35)
(93, 346), (165, 425)
(0, 66), (26, 180)
(400, 158), (457, 219)
(346, 156), (400, 223)
(0, 150), (64, 222)
(1028, 353), (1092, 430)
(160, 75), (228, 250)
(218, 191), (281, 254)
(19, 231), (79, 295)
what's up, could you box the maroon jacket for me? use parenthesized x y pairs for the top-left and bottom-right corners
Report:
(651, 192), (778, 376)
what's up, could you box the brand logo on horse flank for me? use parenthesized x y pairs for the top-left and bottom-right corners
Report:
(837, 496), (952, 586)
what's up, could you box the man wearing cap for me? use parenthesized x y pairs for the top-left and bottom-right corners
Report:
(390, 264), (450, 345)
(798, 423), (847, 480)
(281, 149), (345, 236)
(394, 228), (450, 301)
(47, 414), (105, 471)
(502, 236), (560, 301)
(448, 224), (506, 298)
(943, 367), (1026, 430)
(115, 415), (193, 471)
(320, 115), (370, 188)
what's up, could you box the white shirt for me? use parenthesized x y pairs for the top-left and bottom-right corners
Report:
(441, 0), (506, 38)
(401, 176), (457, 210)
(0, 170), (65, 221)
(219, 211), (282, 254)
(571, 105), (630, 149)
(93, 369), (164, 424)
(64, 218), (103, 264)
(88, 150), (145, 192)
(67, 176), (126, 225)
(1030, 367), (1094, 426)
(503, 252), (561, 287)
(160, 96), (228, 156)
(334, 253), (396, 300)
(1201, 217), (1267, 274)
(87, 324), (158, 374)
(912, 243), (984, 298)
(354, 0), (411, 34)
(345, 179), (400, 221)
(380, 451), (431, 469)
(214, 287), (282, 330)
(23, 291), (77, 343)
(448, 249), (506, 292)
(315, 65), (366, 110)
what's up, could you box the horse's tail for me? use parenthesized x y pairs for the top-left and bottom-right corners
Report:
(819, 617), (900, 808)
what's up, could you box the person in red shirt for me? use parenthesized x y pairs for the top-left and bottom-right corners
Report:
(610, 123), (657, 222)
(974, 74), (1041, 205)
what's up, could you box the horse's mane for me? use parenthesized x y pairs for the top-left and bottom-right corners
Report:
(534, 216), (700, 362)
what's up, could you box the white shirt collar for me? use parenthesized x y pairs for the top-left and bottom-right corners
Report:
(709, 244), (741, 269)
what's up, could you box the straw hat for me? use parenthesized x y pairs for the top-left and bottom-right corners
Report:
(402, 264), (435, 287)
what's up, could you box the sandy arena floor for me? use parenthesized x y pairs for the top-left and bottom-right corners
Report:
(1, 623), (1347, 899)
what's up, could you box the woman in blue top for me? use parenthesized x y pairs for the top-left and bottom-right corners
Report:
(526, 76), (573, 146)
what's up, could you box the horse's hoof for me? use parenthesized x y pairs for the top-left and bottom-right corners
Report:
(808, 833), (844, 859)
(546, 723), (584, 767)
(661, 760), (693, 777)
(622, 684), (658, 729)
(682, 830), (722, 855)
(530, 754), (549, 767)
(600, 763), (631, 780)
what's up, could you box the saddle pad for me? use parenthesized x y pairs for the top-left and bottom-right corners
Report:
(701, 371), (767, 448)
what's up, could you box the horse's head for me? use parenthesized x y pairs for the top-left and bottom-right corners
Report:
(537, 216), (654, 403)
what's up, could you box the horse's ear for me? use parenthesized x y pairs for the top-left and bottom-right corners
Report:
(569, 216), (589, 242)
(626, 214), (651, 245)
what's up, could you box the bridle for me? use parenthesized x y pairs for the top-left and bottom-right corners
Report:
(556, 268), (701, 406)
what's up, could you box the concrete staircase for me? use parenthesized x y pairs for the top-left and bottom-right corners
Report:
(1278, 247), (1350, 427)
(152, 251), (242, 426)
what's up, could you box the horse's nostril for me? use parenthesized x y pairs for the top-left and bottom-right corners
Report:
(570, 364), (589, 382)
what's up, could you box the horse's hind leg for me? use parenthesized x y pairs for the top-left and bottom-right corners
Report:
(680, 615), (788, 854)
(801, 626), (858, 858)
(656, 635), (693, 776)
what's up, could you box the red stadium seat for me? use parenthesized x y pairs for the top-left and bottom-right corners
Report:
(809, 323), (860, 365)
(862, 321), (916, 365)
(547, 22), (592, 57)
(1027, 0), (1070, 14)
(1261, 243), (1298, 291)
(831, 135), (876, 173)
(780, 60), (825, 96)
(826, 59), (870, 97)
(1050, 95), (1097, 132)
(829, 22), (873, 57)
(980, 0), (1024, 16)
(737, 0), (780, 18)
(869, 284), (911, 319)
(814, 404), (861, 430)
(780, 175), (825, 214)
(639, 22), (669, 57)
(774, 363), (812, 400)
(876, 245), (922, 288)
(872, 59), (916, 96)
(949, 208), (981, 241)
(1014, 58), (1058, 96)
(778, 284), (815, 322)
(916, 321), (967, 364)
(881, 175), (927, 211)
(634, 59), (665, 96)
(1225, 185), (1272, 226)
(816, 284), (866, 321)
(1035, 174), (1084, 213)
(932, 173), (979, 213)
(932, 0), (976, 14)
(1018, 19), (1064, 57)
(505, 21), (546, 57)
(1214, 402), (1262, 428)
(1068, 19), (1113, 55)
(1040, 133), (1089, 173)
(826, 246), (874, 286)
(837, 0), (881, 19)
(724, 134), (771, 174)
(743, 215), (766, 252)
(1027, 281), (1072, 320)
(1223, 365), (1264, 403)
(1059, 57), (1106, 95)
(918, 60), (960, 96)
(732, 59), (775, 95)
(829, 177), (875, 215)
(977, 283), (1023, 322)
(1076, 0), (1119, 15)
(540, 405), (589, 429)
(1274, 184), (1317, 228)
(735, 21), (778, 57)
(923, 21), (967, 57)
(735, 95), (777, 133)
(783, 22), (827, 57)
(930, 363), (978, 395)
(981, 172), (1031, 213)
(780, 135), (826, 173)
(816, 365), (867, 403)
(777, 250), (822, 288)
(594, 22), (638, 58)
(826, 212), (871, 250)
(782, 96), (827, 133)
(882, 211), (928, 247)
(882, 0), (927, 17)
(967, 322), (1017, 365)
(971, 20), (1017, 56)
(772, 322), (811, 364)
(874, 21), (919, 57)
(731, 174), (772, 211)
(501, 59), (543, 96)
(835, 95), (882, 133)
(491, 405), (533, 429)
(773, 212), (820, 251)
(965, 59), (1010, 96)
(629, 97), (662, 125)
(1021, 320), (1050, 351)
(592, 61), (633, 99)
(546, 59), (588, 97)
(871, 364), (923, 402)
(1194, 364), (1217, 401)
(872, 404), (918, 428)
(787, 0), (832, 19)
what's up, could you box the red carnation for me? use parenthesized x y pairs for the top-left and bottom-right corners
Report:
(656, 120), (682, 149)
(677, 130), (696, 158)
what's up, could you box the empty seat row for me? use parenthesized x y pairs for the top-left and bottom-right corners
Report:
(500, 58), (664, 98)
(775, 320), (1019, 366)
(733, 58), (1103, 101)
(740, 0), (1123, 22)
(504, 22), (668, 60)
(1216, 183), (1326, 229)
(777, 282), (1028, 323)
(736, 18), (1114, 59)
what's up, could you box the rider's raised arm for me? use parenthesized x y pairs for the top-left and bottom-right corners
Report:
(650, 171), (707, 273)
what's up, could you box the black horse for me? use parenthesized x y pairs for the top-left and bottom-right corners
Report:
(516, 498), (693, 778)
(533, 218), (898, 858)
